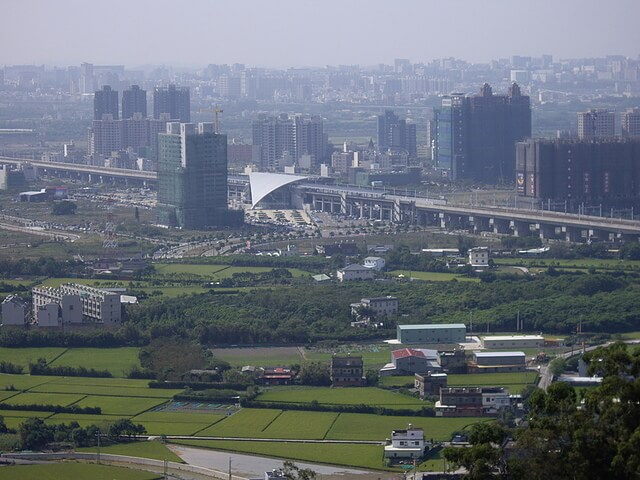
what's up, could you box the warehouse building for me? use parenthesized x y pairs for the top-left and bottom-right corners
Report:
(396, 323), (466, 345)
(469, 351), (526, 373)
(480, 335), (544, 349)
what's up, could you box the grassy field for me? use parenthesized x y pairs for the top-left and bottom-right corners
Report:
(256, 387), (426, 409)
(447, 372), (538, 386)
(379, 376), (415, 387)
(261, 410), (338, 439)
(0, 347), (67, 367)
(171, 439), (386, 471)
(0, 463), (162, 480)
(74, 395), (167, 416)
(154, 264), (312, 278)
(3, 392), (87, 407)
(210, 346), (305, 367)
(197, 408), (282, 437)
(493, 257), (640, 270)
(325, 413), (484, 441)
(79, 439), (184, 463)
(389, 270), (480, 282)
(48, 348), (142, 377)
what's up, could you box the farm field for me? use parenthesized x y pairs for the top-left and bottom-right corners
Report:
(79, 439), (184, 463)
(153, 264), (312, 278)
(389, 270), (480, 282)
(325, 413), (484, 441)
(0, 347), (66, 367)
(73, 395), (168, 416)
(447, 372), (538, 387)
(171, 439), (385, 471)
(48, 347), (142, 377)
(197, 408), (282, 437)
(493, 257), (640, 270)
(210, 346), (305, 367)
(256, 387), (426, 409)
(0, 463), (162, 480)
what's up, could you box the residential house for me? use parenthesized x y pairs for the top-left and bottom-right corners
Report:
(384, 424), (427, 459)
(337, 264), (375, 282)
(330, 355), (365, 387)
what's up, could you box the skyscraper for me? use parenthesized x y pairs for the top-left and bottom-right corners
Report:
(122, 85), (147, 119)
(376, 110), (417, 158)
(578, 109), (615, 140)
(435, 83), (531, 183)
(251, 114), (327, 171)
(94, 85), (119, 120)
(157, 122), (241, 229)
(516, 138), (640, 208)
(153, 85), (190, 122)
(622, 108), (640, 138)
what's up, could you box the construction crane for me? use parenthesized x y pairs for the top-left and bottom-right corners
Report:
(199, 105), (224, 133)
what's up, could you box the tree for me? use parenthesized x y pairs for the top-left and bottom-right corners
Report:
(443, 422), (509, 479)
(281, 461), (317, 480)
(298, 362), (331, 386)
(51, 200), (77, 215)
(19, 417), (54, 450)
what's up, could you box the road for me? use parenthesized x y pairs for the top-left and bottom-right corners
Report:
(168, 444), (399, 480)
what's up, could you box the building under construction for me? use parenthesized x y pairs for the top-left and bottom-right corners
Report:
(156, 122), (243, 229)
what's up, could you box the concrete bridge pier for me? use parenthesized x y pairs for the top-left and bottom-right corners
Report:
(470, 216), (491, 234)
(563, 226), (585, 243)
(537, 224), (558, 240)
(511, 220), (533, 237)
(340, 193), (348, 215)
(491, 218), (511, 234)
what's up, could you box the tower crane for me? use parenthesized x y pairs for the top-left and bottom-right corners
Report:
(199, 105), (224, 133)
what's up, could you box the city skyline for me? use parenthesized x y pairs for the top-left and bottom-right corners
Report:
(3, 0), (640, 68)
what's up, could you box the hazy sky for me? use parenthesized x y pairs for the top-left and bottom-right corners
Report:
(3, 0), (639, 68)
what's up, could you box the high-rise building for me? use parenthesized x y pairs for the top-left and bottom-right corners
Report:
(153, 85), (190, 122)
(435, 83), (531, 183)
(252, 113), (327, 171)
(577, 109), (615, 140)
(122, 85), (147, 119)
(80, 62), (94, 94)
(516, 138), (640, 208)
(88, 115), (123, 156)
(376, 110), (418, 158)
(157, 122), (242, 229)
(94, 85), (119, 120)
(294, 115), (327, 168)
(622, 108), (640, 138)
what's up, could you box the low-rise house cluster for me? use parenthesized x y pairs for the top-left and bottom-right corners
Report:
(379, 348), (440, 376)
(435, 386), (512, 417)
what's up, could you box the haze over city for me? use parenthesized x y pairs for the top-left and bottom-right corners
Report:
(3, 0), (640, 67)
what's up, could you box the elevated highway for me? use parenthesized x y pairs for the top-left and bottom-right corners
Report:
(2, 156), (639, 242)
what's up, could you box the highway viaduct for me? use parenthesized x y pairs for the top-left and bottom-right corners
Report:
(2, 156), (640, 243)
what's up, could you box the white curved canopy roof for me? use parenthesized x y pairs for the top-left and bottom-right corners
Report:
(248, 172), (308, 208)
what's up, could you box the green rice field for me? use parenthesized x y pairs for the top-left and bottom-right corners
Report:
(0, 463), (162, 480)
(79, 439), (184, 463)
(388, 270), (480, 282)
(256, 386), (425, 409)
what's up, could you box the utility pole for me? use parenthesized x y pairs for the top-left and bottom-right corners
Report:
(96, 428), (101, 464)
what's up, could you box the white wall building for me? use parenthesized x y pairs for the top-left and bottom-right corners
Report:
(481, 335), (544, 349)
(32, 283), (122, 326)
(1, 295), (28, 326)
(363, 256), (385, 271)
(468, 247), (489, 268)
(384, 425), (427, 459)
(337, 264), (375, 282)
